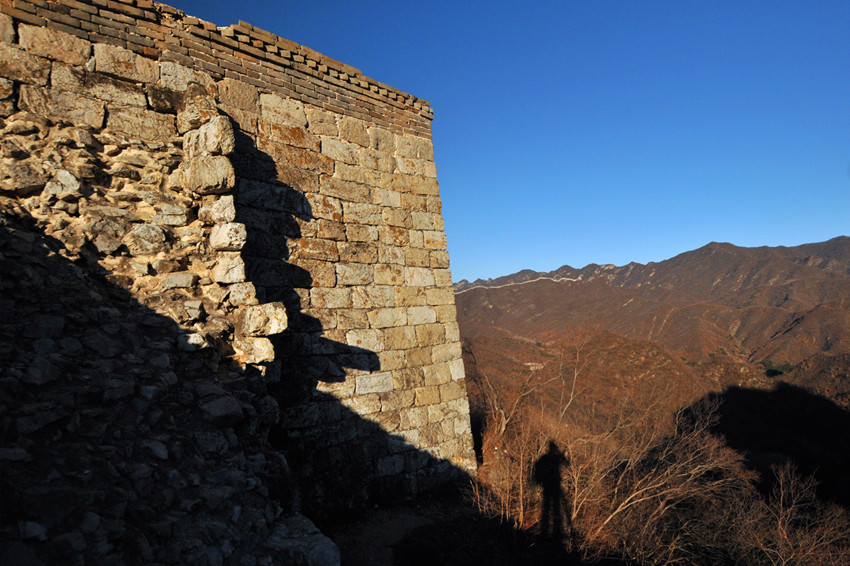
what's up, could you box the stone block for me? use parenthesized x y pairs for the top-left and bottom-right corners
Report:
(305, 106), (338, 136)
(341, 394), (381, 415)
(342, 201), (382, 225)
(184, 115), (236, 157)
(201, 395), (244, 425)
(360, 148), (396, 172)
(400, 406), (428, 430)
(260, 93), (307, 128)
(94, 44), (158, 84)
(209, 222), (247, 251)
(374, 263), (404, 286)
(211, 252), (246, 283)
(378, 245), (405, 265)
(355, 372), (393, 395)
(346, 224), (378, 242)
(369, 126), (395, 152)
(107, 106), (175, 142)
(346, 329), (383, 352)
(310, 287), (352, 309)
(407, 306), (437, 325)
(415, 323), (445, 347)
(377, 454), (404, 477)
(180, 155), (235, 194)
(177, 89), (218, 133)
(241, 178), (311, 216)
(395, 286), (427, 307)
(19, 86), (104, 128)
(380, 390), (415, 412)
(440, 381), (466, 403)
(198, 195), (236, 224)
(336, 263), (373, 286)
(307, 194), (343, 221)
(52, 64), (147, 107)
(367, 307), (407, 329)
(217, 77), (258, 110)
(316, 219), (346, 241)
(161, 272), (197, 289)
(407, 346), (433, 367)
(449, 358), (465, 381)
(423, 230), (447, 250)
(426, 288), (455, 305)
(227, 282), (258, 306)
(258, 119), (320, 151)
(233, 336), (275, 364)
(431, 342), (462, 364)
(321, 138), (360, 165)
(123, 223), (167, 255)
(0, 43), (49, 85)
(240, 302), (288, 336)
(379, 350), (407, 371)
(0, 14), (13, 44)
(160, 61), (216, 94)
(338, 242), (377, 263)
(383, 326), (416, 350)
(290, 238), (339, 262)
(339, 116), (370, 147)
(423, 362), (453, 386)
(258, 137), (333, 175)
(0, 78), (12, 99)
(19, 25), (91, 66)
(415, 386), (441, 406)
(405, 266), (435, 287)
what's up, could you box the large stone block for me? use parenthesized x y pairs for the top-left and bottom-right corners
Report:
(260, 93), (307, 128)
(123, 223), (167, 255)
(160, 61), (216, 94)
(233, 336), (275, 364)
(258, 119), (320, 151)
(336, 263), (373, 286)
(305, 106), (338, 136)
(322, 139), (361, 165)
(0, 43), (49, 85)
(107, 106), (175, 142)
(405, 266), (435, 287)
(19, 86), (104, 128)
(51, 64), (147, 107)
(367, 307), (407, 329)
(239, 302), (288, 336)
(19, 25), (90, 66)
(218, 77), (258, 110)
(184, 116), (236, 157)
(0, 14), (13, 44)
(94, 44), (158, 84)
(346, 329), (383, 352)
(212, 252), (246, 283)
(180, 155), (235, 195)
(355, 372), (393, 395)
(209, 222), (247, 251)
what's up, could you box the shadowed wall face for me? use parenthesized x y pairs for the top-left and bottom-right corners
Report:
(0, 0), (476, 518)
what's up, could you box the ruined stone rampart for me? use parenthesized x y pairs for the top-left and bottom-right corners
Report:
(0, 1), (475, 563)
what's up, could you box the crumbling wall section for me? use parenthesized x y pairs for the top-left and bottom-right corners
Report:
(0, 0), (475, 538)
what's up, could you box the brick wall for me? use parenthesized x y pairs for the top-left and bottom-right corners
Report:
(0, 0), (476, 523)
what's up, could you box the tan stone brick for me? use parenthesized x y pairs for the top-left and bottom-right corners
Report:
(400, 406), (428, 430)
(374, 263), (404, 286)
(395, 286), (427, 306)
(432, 342), (462, 364)
(260, 92), (307, 128)
(316, 378), (355, 398)
(433, 268), (453, 287)
(258, 119), (320, 151)
(346, 329), (383, 352)
(415, 386), (441, 406)
(360, 148), (396, 172)
(379, 350), (407, 371)
(305, 105), (339, 136)
(423, 230), (447, 250)
(408, 175), (440, 196)
(384, 326), (416, 350)
(346, 224), (378, 242)
(431, 252), (451, 270)
(435, 304), (458, 323)
(367, 307), (407, 329)
(367, 410), (401, 432)
(381, 389), (416, 412)
(339, 241), (377, 263)
(355, 372), (393, 394)
(290, 238), (339, 261)
(352, 286), (395, 308)
(218, 77), (258, 111)
(405, 267), (435, 287)
(407, 306), (437, 325)
(0, 14), (12, 44)
(405, 248), (431, 268)
(336, 309), (369, 330)
(449, 357), (466, 382)
(160, 61), (216, 94)
(369, 126), (396, 152)
(337, 262), (373, 286)
(19, 24), (90, 66)
(342, 201), (382, 225)
(423, 362), (453, 386)
(426, 196), (442, 213)
(19, 86), (103, 128)
(415, 323), (445, 347)
(379, 225), (409, 247)
(407, 346), (433, 367)
(303, 307), (337, 330)
(307, 194), (343, 222)
(373, 188), (402, 208)
(426, 288), (455, 306)
(258, 138), (333, 175)
(321, 177), (371, 203)
(339, 116), (370, 147)
(316, 219), (346, 241)
(444, 322), (460, 343)
(310, 287), (352, 309)
(334, 162), (381, 186)
(400, 193), (427, 212)
(294, 259), (336, 287)
(382, 207), (409, 228)
(341, 393), (381, 415)
(440, 381), (467, 403)
(94, 43), (158, 84)
(219, 104), (257, 134)
(378, 245), (405, 265)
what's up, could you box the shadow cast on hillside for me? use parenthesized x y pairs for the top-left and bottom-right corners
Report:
(698, 382), (850, 507)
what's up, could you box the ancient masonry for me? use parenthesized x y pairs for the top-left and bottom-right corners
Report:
(0, 1), (476, 564)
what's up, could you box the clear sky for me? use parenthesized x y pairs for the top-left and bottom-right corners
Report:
(169, 1), (850, 282)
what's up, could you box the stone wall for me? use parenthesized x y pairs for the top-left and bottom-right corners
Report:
(0, 0), (476, 557)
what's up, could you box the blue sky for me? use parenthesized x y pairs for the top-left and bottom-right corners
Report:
(170, 1), (850, 282)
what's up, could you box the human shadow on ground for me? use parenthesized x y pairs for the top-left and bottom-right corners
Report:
(697, 382), (850, 507)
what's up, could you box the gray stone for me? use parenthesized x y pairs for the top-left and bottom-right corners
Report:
(160, 61), (216, 94)
(233, 336), (275, 364)
(142, 439), (168, 460)
(0, 43), (49, 85)
(209, 222), (247, 251)
(178, 90), (218, 133)
(19, 86), (104, 128)
(51, 64), (147, 107)
(227, 282), (258, 306)
(24, 357), (58, 385)
(178, 332), (207, 352)
(355, 372), (394, 395)
(239, 302), (288, 336)
(180, 156), (235, 195)
(260, 93), (307, 128)
(123, 223), (167, 255)
(19, 24), (91, 66)
(2, 163), (47, 194)
(217, 77), (258, 110)
(161, 272), (197, 289)
(321, 138), (360, 165)
(0, 13), (13, 44)
(42, 170), (82, 202)
(94, 43), (158, 84)
(237, 178), (310, 216)
(211, 253), (245, 283)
